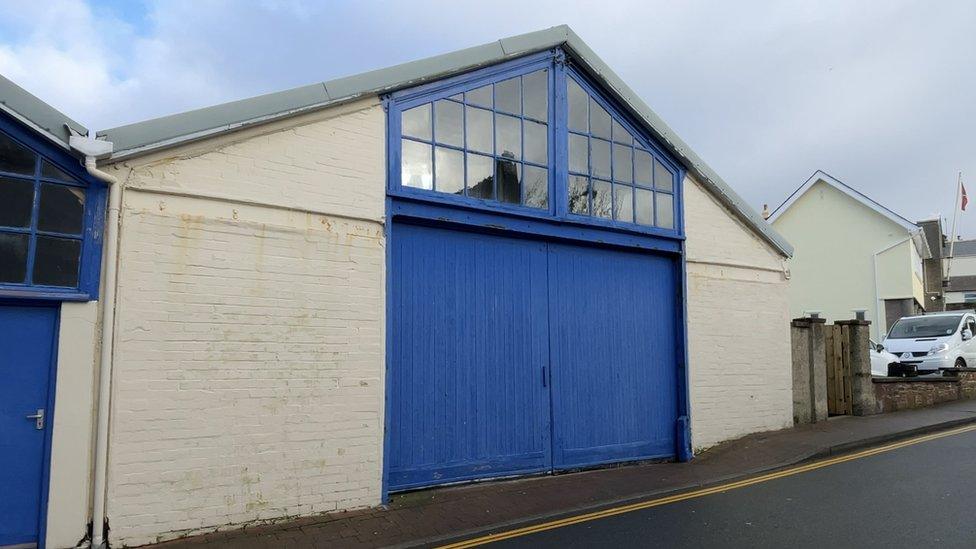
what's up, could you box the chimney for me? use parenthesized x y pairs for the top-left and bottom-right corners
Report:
(761, 203), (770, 220)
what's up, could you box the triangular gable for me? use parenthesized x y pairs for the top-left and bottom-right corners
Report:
(769, 170), (918, 232)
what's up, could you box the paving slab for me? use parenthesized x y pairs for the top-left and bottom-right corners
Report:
(144, 400), (976, 549)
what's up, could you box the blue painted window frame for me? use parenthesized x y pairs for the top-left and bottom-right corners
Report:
(0, 110), (106, 301)
(385, 48), (686, 241)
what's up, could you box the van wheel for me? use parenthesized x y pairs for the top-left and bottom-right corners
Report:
(955, 358), (967, 369)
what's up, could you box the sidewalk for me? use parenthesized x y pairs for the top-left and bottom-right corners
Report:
(148, 400), (976, 549)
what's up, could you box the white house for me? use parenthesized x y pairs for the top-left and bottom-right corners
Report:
(770, 170), (931, 339)
(0, 26), (795, 548)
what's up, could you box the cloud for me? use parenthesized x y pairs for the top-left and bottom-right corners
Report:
(1, 0), (974, 234)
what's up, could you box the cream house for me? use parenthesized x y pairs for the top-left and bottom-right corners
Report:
(770, 170), (931, 339)
(1, 25), (796, 548)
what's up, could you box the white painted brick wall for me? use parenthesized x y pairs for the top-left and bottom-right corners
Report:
(105, 100), (386, 546)
(684, 176), (793, 449)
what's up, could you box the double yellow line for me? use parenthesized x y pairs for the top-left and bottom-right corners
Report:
(439, 423), (976, 548)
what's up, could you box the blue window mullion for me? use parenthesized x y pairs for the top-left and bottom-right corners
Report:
(24, 156), (42, 285)
(430, 102), (437, 192)
(551, 61), (566, 218)
(519, 74), (526, 206)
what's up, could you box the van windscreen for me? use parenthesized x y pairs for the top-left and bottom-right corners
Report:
(888, 315), (963, 339)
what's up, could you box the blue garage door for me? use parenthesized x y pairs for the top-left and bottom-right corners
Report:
(0, 304), (58, 547)
(389, 223), (677, 490)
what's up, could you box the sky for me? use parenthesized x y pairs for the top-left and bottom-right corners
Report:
(1, 0), (974, 236)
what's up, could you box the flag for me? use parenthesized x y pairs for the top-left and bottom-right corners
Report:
(963, 183), (969, 211)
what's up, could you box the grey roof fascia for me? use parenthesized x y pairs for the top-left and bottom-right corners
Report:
(0, 73), (87, 150)
(96, 24), (792, 257)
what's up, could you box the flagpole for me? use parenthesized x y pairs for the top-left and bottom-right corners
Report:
(947, 171), (963, 281)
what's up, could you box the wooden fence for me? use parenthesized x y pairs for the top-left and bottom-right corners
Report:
(825, 324), (853, 415)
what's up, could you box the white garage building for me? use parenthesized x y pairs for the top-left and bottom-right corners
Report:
(0, 26), (793, 548)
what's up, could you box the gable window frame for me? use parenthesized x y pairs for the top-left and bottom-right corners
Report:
(0, 111), (107, 301)
(386, 48), (685, 240)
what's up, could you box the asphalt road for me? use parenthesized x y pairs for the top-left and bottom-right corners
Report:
(489, 427), (976, 548)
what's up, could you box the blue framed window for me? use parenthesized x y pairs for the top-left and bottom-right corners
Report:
(388, 49), (683, 237)
(399, 67), (551, 209)
(0, 119), (105, 300)
(566, 75), (675, 229)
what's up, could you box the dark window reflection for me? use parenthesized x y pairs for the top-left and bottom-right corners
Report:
(33, 236), (81, 287)
(38, 183), (86, 235)
(0, 132), (36, 175)
(0, 232), (29, 283)
(0, 176), (35, 228)
(496, 157), (521, 205)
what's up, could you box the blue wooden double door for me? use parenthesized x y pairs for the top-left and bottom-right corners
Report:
(0, 304), (58, 548)
(389, 223), (679, 490)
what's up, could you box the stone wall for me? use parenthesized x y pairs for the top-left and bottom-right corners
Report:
(873, 370), (976, 413)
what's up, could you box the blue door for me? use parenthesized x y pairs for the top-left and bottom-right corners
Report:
(389, 224), (678, 490)
(548, 244), (677, 469)
(389, 224), (552, 490)
(0, 304), (58, 547)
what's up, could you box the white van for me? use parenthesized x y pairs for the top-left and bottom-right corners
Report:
(881, 312), (976, 375)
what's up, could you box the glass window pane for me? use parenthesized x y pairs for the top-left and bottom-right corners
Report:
(656, 192), (675, 229)
(466, 153), (494, 199)
(613, 144), (632, 183)
(523, 70), (548, 121)
(635, 188), (653, 226)
(401, 104), (431, 141)
(0, 232), (28, 283)
(496, 159), (521, 204)
(524, 120), (547, 165)
(592, 180), (613, 219)
(38, 183), (85, 235)
(434, 147), (464, 195)
(465, 106), (493, 154)
(614, 184), (634, 223)
(523, 165), (548, 209)
(0, 132), (36, 175)
(495, 113), (521, 160)
(654, 158), (674, 191)
(466, 84), (492, 108)
(635, 149), (653, 187)
(590, 99), (612, 139)
(568, 78), (588, 132)
(434, 100), (463, 147)
(590, 138), (611, 179)
(568, 133), (588, 174)
(401, 139), (432, 189)
(0, 176), (35, 228)
(495, 77), (521, 115)
(32, 236), (81, 287)
(569, 175), (589, 215)
(612, 119), (633, 145)
(41, 160), (77, 182)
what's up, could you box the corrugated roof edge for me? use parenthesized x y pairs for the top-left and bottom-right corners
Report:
(96, 24), (792, 257)
(0, 73), (88, 149)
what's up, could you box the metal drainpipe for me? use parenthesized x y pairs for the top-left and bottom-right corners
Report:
(84, 156), (120, 549)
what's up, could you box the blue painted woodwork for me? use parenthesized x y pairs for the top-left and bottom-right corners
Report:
(0, 110), (106, 302)
(0, 303), (59, 547)
(385, 49), (685, 239)
(548, 243), (677, 468)
(385, 47), (692, 493)
(389, 223), (552, 490)
(388, 222), (679, 488)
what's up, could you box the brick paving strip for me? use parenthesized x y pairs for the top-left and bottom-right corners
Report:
(145, 400), (976, 549)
